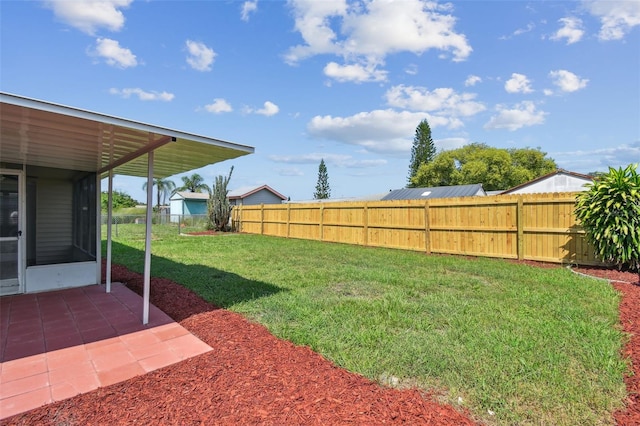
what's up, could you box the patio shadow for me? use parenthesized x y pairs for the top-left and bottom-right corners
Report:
(105, 241), (284, 322)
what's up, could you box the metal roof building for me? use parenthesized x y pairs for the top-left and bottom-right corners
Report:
(381, 184), (486, 201)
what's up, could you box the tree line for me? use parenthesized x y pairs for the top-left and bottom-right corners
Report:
(407, 118), (557, 191)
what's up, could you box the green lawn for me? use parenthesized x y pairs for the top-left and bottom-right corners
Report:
(104, 226), (628, 425)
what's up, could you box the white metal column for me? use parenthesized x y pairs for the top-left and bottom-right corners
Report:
(143, 151), (154, 325)
(105, 170), (113, 293)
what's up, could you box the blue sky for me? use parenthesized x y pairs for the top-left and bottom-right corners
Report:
(1, 0), (639, 202)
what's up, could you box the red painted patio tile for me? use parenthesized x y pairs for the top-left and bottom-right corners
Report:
(0, 372), (49, 399)
(129, 340), (175, 361)
(46, 346), (90, 371)
(0, 354), (47, 384)
(96, 362), (145, 387)
(152, 323), (190, 341)
(112, 321), (146, 335)
(0, 386), (52, 420)
(48, 361), (95, 385)
(86, 340), (129, 360)
(138, 349), (182, 373)
(49, 382), (79, 401)
(83, 336), (121, 351)
(80, 326), (118, 342)
(7, 321), (43, 335)
(166, 334), (212, 359)
(76, 319), (110, 331)
(7, 330), (44, 345)
(119, 330), (161, 350)
(8, 313), (37, 324)
(0, 283), (213, 419)
(3, 341), (46, 362)
(45, 334), (84, 351)
(91, 349), (136, 372)
(42, 318), (78, 332)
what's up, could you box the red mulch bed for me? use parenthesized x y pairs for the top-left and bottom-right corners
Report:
(3, 263), (475, 425)
(4, 263), (640, 425)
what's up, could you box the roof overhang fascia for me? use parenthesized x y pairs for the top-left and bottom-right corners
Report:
(0, 92), (254, 178)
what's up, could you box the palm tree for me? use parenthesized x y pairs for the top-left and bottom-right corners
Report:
(175, 173), (211, 194)
(142, 178), (176, 208)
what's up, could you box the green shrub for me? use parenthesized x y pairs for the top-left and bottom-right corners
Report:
(575, 164), (640, 277)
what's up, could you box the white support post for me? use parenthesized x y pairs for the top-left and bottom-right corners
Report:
(96, 174), (102, 287)
(106, 170), (113, 293)
(143, 151), (154, 325)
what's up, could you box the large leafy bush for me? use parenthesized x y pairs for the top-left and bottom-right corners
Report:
(575, 164), (640, 277)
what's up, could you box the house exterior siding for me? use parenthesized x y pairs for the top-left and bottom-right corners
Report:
(184, 199), (207, 215)
(502, 170), (593, 194)
(231, 189), (284, 206)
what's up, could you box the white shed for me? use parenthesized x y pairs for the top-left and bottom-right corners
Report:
(501, 169), (593, 194)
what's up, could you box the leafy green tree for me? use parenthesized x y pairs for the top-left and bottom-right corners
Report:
(142, 178), (175, 208)
(176, 173), (211, 194)
(207, 166), (234, 231)
(411, 143), (557, 191)
(100, 190), (138, 211)
(407, 119), (436, 187)
(314, 159), (331, 199)
(575, 164), (640, 279)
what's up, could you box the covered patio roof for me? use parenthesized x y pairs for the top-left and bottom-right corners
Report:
(1, 92), (255, 324)
(0, 92), (254, 177)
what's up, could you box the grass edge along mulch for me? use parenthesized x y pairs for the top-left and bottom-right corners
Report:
(613, 279), (640, 425)
(2, 262), (475, 426)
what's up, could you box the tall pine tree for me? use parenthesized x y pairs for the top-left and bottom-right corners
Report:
(314, 159), (331, 199)
(407, 119), (436, 187)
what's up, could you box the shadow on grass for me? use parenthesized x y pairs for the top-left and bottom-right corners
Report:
(104, 241), (284, 321)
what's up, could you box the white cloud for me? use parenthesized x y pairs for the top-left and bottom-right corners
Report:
(93, 38), (137, 68)
(385, 85), (485, 117)
(552, 142), (640, 172)
(241, 0), (258, 22)
(484, 101), (547, 131)
(185, 40), (216, 71)
(550, 17), (584, 44)
(44, 0), (132, 35)
(275, 167), (304, 177)
(548, 69), (589, 92)
(505, 73), (533, 94)
(500, 22), (535, 40)
(323, 61), (387, 83)
(204, 98), (233, 114)
(584, 0), (640, 40)
(435, 137), (469, 151)
(255, 101), (280, 116)
(285, 0), (471, 82)
(307, 109), (460, 154)
(109, 88), (174, 101)
(464, 75), (482, 87)
(269, 153), (387, 168)
(514, 22), (535, 36)
(404, 64), (418, 75)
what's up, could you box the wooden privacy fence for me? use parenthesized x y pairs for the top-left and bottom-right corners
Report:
(232, 192), (601, 266)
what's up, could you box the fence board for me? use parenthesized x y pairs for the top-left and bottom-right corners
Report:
(234, 192), (603, 266)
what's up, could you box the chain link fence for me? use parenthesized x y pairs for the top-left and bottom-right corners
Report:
(101, 214), (210, 238)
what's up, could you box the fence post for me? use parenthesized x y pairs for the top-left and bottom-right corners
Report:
(319, 205), (324, 241)
(424, 200), (431, 254)
(517, 197), (524, 260)
(260, 204), (265, 235)
(363, 203), (368, 247)
(286, 203), (291, 238)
